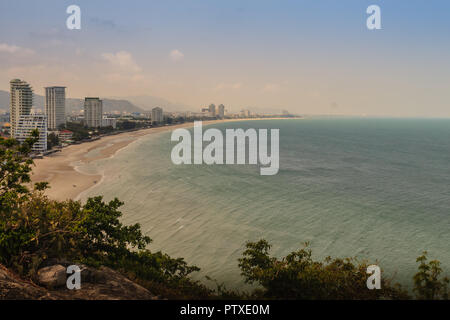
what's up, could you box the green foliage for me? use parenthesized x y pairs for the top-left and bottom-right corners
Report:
(0, 135), (211, 298)
(238, 240), (410, 300)
(47, 132), (60, 149)
(413, 251), (449, 300)
(0, 189), (211, 297)
(96, 125), (115, 134)
(117, 120), (137, 130)
(174, 116), (186, 124)
(77, 197), (150, 259)
(65, 122), (90, 141)
(0, 130), (38, 200)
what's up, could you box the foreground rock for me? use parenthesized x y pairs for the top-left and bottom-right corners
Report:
(0, 264), (156, 300)
(37, 265), (67, 288)
(0, 265), (52, 300)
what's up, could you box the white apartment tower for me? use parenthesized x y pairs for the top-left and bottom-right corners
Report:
(10, 79), (33, 138)
(218, 104), (225, 118)
(84, 97), (103, 128)
(151, 107), (163, 123)
(208, 104), (216, 117)
(45, 86), (66, 130)
(15, 114), (47, 153)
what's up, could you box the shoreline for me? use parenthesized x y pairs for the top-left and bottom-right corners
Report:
(31, 117), (300, 201)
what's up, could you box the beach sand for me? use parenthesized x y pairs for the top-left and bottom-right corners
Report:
(32, 118), (295, 201)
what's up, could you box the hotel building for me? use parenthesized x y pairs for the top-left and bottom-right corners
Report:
(45, 86), (66, 130)
(218, 104), (225, 118)
(15, 114), (47, 153)
(10, 79), (33, 138)
(151, 107), (163, 123)
(208, 104), (216, 117)
(57, 129), (73, 142)
(102, 116), (117, 128)
(84, 97), (103, 128)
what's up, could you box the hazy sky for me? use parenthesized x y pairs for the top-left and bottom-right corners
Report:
(0, 0), (449, 116)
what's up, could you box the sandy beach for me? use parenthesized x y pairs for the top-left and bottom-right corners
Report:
(32, 118), (296, 201)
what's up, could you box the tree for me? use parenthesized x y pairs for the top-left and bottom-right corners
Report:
(117, 120), (136, 130)
(65, 122), (90, 141)
(0, 132), (211, 298)
(0, 129), (38, 200)
(47, 132), (60, 149)
(238, 239), (409, 300)
(413, 252), (449, 300)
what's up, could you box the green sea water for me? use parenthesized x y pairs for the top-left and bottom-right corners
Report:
(78, 118), (450, 289)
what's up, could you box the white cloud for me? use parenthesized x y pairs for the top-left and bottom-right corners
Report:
(214, 82), (243, 91)
(169, 49), (184, 62)
(0, 43), (35, 56)
(4, 64), (81, 92)
(99, 51), (151, 87)
(6, 64), (45, 77)
(101, 51), (141, 72)
(262, 83), (281, 93)
(103, 72), (145, 83)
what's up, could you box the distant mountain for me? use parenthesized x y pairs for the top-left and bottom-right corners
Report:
(0, 90), (144, 114)
(114, 95), (194, 112)
(0, 90), (281, 115)
(117, 96), (286, 114)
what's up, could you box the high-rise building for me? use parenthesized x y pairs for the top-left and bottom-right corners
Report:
(15, 114), (47, 153)
(45, 86), (66, 130)
(102, 116), (117, 128)
(10, 79), (33, 137)
(218, 104), (225, 118)
(151, 107), (163, 123)
(208, 104), (216, 117)
(84, 97), (103, 128)
(240, 109), (251, 118)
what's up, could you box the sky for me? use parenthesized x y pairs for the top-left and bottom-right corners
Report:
(0, 0), (449, 116)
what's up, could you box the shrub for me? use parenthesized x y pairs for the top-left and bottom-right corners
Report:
(238, 240), (410, 299)
(0, 134), (210, 298)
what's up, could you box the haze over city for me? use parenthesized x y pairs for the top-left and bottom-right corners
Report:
(1, 0), (449, 116)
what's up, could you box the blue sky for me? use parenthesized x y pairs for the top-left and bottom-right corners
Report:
(0, 0), (449, 116)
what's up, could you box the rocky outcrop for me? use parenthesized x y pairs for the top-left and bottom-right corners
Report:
(0, 265), (52, 300)
(37, 265), (67, 288)
(51, 266), (157, 300)
(0, 264), (157, 300)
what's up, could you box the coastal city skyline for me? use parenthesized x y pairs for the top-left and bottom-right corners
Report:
(0, 77), (277, 118)
(2, 76), (283, 154)
(1, 1), (450, 117)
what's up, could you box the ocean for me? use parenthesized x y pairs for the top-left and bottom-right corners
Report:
(77, 118), (450, 290)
